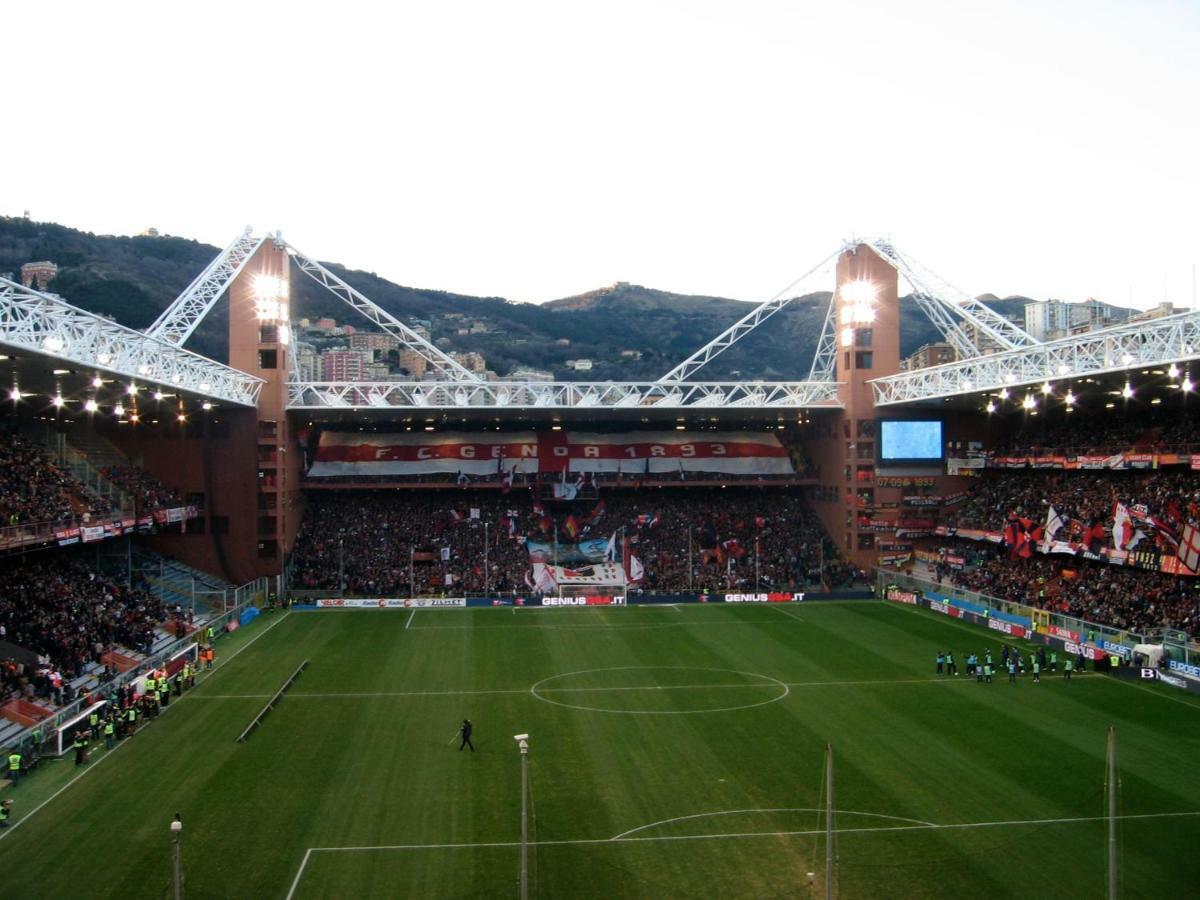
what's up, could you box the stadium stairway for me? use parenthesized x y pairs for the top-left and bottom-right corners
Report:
(136, 551), (235, 621)
(20, 421), (132, 516)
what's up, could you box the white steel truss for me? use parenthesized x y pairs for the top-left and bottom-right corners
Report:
(146, 228), (266, 345)
(870, 239), (1040, 356)
(807, 292), (838, 382)
(871, 310), (1200, 405)
(0, 277), (263, 406)
(287, 379), (841, 411)
(286, 244), (482, 382)
(656, 244), (851, 383)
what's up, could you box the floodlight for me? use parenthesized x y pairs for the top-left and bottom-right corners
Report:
(1041, 382), (1052, 395)
(985, 401), (996, 414)
(8, 387), (20, 401)
(1168, 363), (1180, 379)
(114, 403), (125, 416)
(1064, 390), (1075, 407)
(1022, 394), (1036, 410)
(1183, 375), (1194, 393)
(127, 383), (139, 396)
(92, 375), (103, 389)
(1121, 383), (1133, 399)
(52, 394), (66, 408)
(839, 280), (876, 305)
(84, 399), (98, 413)
(202, 401), (213, 411)
(998, 387), (1009, 400)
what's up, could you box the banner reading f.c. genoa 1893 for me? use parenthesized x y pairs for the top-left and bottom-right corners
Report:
(308, 431), (795, 478)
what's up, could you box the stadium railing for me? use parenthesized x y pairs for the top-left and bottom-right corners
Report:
(4, 577), (269, 761)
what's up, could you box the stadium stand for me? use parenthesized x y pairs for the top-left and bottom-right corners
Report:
(0, 431), (107, 526)
(0, 556), (164, 690)
(292, 487), (860, 595)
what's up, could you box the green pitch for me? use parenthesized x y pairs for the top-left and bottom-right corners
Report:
(2, 601), (1199, 899)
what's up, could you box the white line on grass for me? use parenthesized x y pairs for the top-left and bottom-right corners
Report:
(192, 675), (979, 702)
(405, 609), (415, 630)
(610, 807), (936, 840)
(284, 809), (1200, 898)
(773, 605), (804, 624)
(0, 611), (293, 840)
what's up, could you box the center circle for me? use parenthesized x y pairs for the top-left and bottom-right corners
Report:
(529, 666), (789, 715)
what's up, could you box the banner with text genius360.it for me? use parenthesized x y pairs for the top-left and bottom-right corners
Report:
(308, 431), (795, 477)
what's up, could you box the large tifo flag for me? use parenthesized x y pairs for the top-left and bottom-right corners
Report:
(309, 431), (795, 478)
(531, 562), (627, 588)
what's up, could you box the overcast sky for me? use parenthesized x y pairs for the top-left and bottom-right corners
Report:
(5, 0), (1198, 309)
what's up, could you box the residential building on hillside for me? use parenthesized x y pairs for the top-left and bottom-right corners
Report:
(900, 342), (957, 371)
(20, 261), (58, 289)
(320, 349), (367, 381)
(395, 349), (429, 378)
(450, 351), (487, 374)
(505, 366), (555, 382)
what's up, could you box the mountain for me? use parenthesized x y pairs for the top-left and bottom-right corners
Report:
(0, 217), (1116, 382)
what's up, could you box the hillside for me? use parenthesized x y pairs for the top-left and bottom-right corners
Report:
(0, 217), (1066, 381)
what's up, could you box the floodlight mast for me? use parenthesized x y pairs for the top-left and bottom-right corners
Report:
(869, 239), (1040, 356)
(147, 228), (267, 346)
(655, 244), (853, 383)
(286, 244), (482, 382)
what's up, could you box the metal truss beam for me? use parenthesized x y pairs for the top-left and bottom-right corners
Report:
(287, 379), (841, 411)
(656, 244), (850, 383)
(871, 240), (1040, 354)
(286, 245), (482, 382)
(0, 277), (263, 406)
(807, 292), (838, 382)
(871, 311), (1200, 405)
(146, 228), (266, 345)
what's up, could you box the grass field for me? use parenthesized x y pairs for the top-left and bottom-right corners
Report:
(2, 599), (1199, 899)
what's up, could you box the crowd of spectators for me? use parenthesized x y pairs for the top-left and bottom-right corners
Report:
(942, 469), (1200, 551)
(291, 486), (859, 596)
(0, 433), (94, 527)
(100, 465), (183, 512)
(0, 557), (164, 699)
(981, 405), (1200, 457)
(945, 546), (1200, 636)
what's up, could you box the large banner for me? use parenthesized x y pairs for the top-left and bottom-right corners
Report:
(532, 562), (627, 588)
(309, 431), (795, 478)
(527, 539), (610, 564)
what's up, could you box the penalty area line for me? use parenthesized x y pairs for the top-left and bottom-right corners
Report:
(284, 809), (1200, 898)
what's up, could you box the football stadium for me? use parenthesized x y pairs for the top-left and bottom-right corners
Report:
(0, 229), (1198, 899)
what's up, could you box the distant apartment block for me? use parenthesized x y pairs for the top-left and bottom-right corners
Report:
(20, 261), (58, 289)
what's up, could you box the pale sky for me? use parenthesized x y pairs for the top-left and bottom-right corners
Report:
(5, 0), (1198, 310)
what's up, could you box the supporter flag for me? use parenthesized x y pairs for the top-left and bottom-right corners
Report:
(588, 500), (606, 524)
(564, 515), (580, 541)
(755, 516), (766, 529)
(1044, 506), (1065, 543)
(1178, 524), (1200, 573)
(449, 509), (465, 523)
(502, 465), (516, 494)
(1128, 506), (1179, 552)
(722, 538), (747, 560)
(1112, 503), (1145, 550)
(1081, 518), (1108, 554)
(605, 531), (618, 562)
(533, 565), (557, 593)
(628, 554), (645, 583)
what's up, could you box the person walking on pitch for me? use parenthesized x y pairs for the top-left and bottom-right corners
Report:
(459, 719), (475, 752)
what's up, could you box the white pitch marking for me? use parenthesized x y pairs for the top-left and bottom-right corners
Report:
(773, 604), (804, 624)
(405, 609), (415, 630)
(0, 611), (294, 841)
(189, 676), (973, 702)
(610, 807), (936, 840)
(284, 809), (1200, 895)
(285, 847), (314, 900)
